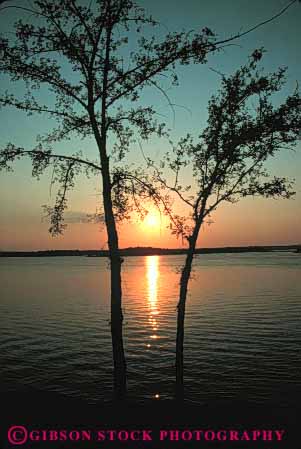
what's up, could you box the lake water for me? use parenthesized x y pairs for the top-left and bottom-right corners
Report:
(0, 253), (300, 406)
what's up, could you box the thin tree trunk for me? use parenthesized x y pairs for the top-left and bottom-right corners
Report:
(100, 152), (127, 401)
(109, 236), (127, 400)
(175, 247), (194, 400)
(175, 221), (202, 400)
(89, 105), (127, 399)
(87, 22), (127, 399)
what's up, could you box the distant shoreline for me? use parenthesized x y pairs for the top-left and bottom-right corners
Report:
(0, 245), (300, 257)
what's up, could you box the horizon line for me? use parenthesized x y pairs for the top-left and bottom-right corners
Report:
(1, 243), (300, 255)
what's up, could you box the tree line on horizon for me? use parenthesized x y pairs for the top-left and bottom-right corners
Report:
(1, 244), (301, 257)
(0, 0), (300, 401)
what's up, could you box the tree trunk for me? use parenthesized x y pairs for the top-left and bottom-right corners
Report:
(89, 108), (127, 400)
(101, 154), (127, 401)
(110, 248), (127, 400)
(86, 23), (127, 401)
(175, 222), (201, 400)
(175, 248), (194, 400)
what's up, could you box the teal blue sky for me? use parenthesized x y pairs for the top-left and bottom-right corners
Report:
(0, 0), (300, 250)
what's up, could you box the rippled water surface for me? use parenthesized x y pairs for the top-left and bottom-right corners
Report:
(1, 253), (300, 405)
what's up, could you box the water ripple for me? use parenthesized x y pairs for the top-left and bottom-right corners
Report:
(0, 253), (300, 405)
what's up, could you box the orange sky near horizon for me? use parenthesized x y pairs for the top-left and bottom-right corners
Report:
(1, 0), (301, 252)
(1, 192), (300, 251)
(1, 152), (300, 251)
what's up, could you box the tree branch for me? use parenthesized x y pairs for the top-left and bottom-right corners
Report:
(1, 146), (102, 172)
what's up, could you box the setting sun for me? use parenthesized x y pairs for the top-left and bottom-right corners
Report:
(144, 212), (160, 229)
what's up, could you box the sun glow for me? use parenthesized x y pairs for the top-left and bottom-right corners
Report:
(143, 211), (161, 230)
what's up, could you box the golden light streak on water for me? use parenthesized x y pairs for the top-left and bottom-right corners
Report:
(147, 256), (159, 306)
(146, 256), (160, 342)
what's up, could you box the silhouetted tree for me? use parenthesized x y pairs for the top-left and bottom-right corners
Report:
(0, 0), (299, 401)
(153, 51), (301, 399)
(0, 0), (222, 400)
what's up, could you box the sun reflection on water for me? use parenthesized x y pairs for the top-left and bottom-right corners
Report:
(146, 256), (160, 346)
(147, 255), (158, 305)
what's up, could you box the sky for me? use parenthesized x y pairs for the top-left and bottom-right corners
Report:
(0, 0), (301, 250)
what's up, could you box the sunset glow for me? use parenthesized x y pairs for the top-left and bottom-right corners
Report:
(0, 0), (300, 424)
(0, 0), (300, 252)
(143, 212), (161, 231)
